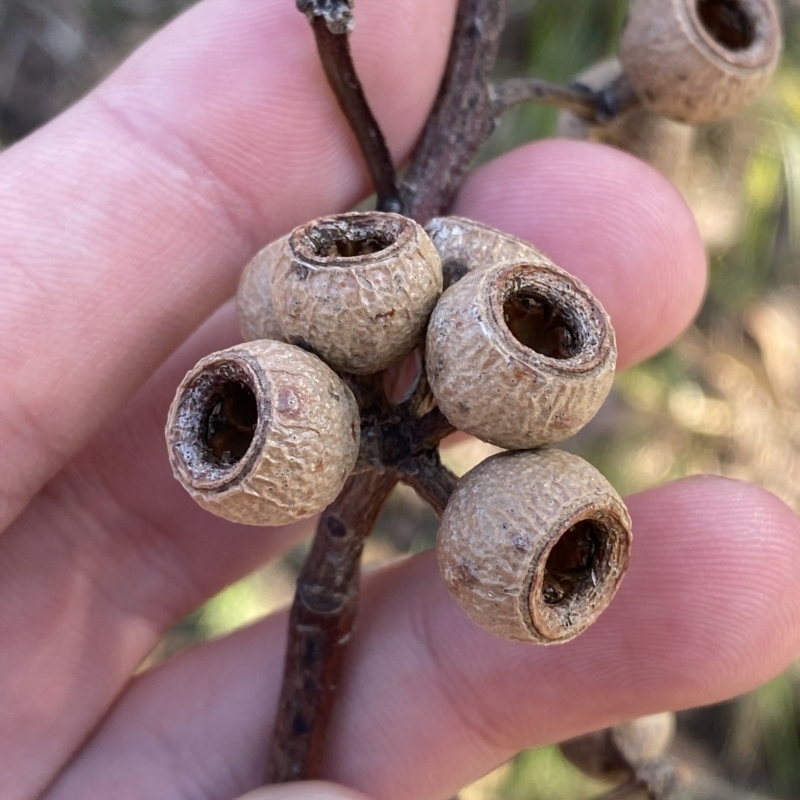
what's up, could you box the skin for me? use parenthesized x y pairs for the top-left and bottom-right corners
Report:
(0, 1), (798, 799)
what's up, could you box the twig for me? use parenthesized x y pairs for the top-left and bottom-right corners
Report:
(397, 451), (459, 517)
(490, 77), (599, 119)
(489, 73), (642, 124)
(299, 1), (401, 213)
(410, 406), (457, 451)
(267, 365), (458, 779)
(267, 469), (397, 782)
(400, 0), (511, 222)
(593, 72), (642, 123)
(268, 0), (780, 791)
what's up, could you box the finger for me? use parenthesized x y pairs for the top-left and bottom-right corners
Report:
(453, 139), (707, 368)
(44, 477), (800, 800)
(0, 0), (457, 528)
(0, 303), (317, 800)
(3, 137), (708, 794)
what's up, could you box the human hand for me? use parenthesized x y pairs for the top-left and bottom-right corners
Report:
(1, 1), (799, 799)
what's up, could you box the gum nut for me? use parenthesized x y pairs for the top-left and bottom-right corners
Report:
(166, 340), (360, 526)
(560, 713), (677, 780)
(619, 0), (781, 124)
(425, 216), (545, 286)
(271, 211), (442, 375)
(426, 258), (616, 449)
(237, 237), (288, 342)
(557, 58), (694, 179)
(437, 448), (632, 644)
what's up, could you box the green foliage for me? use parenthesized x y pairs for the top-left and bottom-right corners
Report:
(499, 746), (609, 800)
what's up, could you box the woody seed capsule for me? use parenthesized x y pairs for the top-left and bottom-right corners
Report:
(166, 340), (360, 526)
(619, 0), (781, 124)
(561, 712), (677, 782)
(271, 211), (442, 374)
(437, 449), (632, 644)
(426, 258), (616, 450)
(425, 216), (544, 286)
(237, 237), (288, 342)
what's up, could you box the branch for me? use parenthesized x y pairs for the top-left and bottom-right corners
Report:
(300, 0), (401, 212)
(267, 469), (397, 782)
(269, 0), (513, 783)
(490, 77), (598, 118)
(400, 0), (511, 222)
(490, 72), (642, 124)
(408, 407), (457, 453)
(397, 451), (459, 517)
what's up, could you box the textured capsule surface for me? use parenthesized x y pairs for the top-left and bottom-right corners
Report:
(166, 340), (360, 525)
(237, 237), (287, 342)
(437, 449), (632, 644)
(620, 0), (781, 124)
(271, 211), (442, 374)
(426, 258), (616, 449)
(425, 216), (544, 285)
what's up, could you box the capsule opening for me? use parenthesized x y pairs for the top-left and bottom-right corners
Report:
(697, 0), (756, 50)
(308, 220), (395, 259)
(201, 380), (258, 467)
(542, 520), (604, 605)
(503, 290), (579, 359)
(326, 235), (392, 258)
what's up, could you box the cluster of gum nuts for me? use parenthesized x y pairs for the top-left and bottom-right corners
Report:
(166, 211), (632, 646)
(165, 0), (784, 647)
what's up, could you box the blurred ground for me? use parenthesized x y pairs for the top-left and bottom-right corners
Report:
(3, 0), (800, 797)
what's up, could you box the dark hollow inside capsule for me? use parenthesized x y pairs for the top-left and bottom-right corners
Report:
(201, 380), (258, 467)
(503, 290), (580, 359)
(327, 236), (391, 258)
(542, 520), (605, 605)
(697, 0), (756, 50)
(307, 219), (396, 259)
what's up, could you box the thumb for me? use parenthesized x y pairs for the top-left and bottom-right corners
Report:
(236, 781), (374, 800)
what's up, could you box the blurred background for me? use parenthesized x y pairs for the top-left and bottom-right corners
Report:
(2, 0), (799, 797)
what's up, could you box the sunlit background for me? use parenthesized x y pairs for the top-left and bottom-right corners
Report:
(3, 0), (800, 797)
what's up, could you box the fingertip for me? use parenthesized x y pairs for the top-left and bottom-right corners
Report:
(620, 475), (800, 696)
(454, 139), (708, 367)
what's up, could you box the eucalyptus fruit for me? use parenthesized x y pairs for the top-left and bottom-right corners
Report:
(620, 0), (781, 124)
(237, 237), (288, 343)
(166, 340), (360, 526)
(438, 448), (631, 644)
(425, 215), (544, 284)
(269, 211), (442, 374)
(558, 58), (695, 178)
(426, 255), (616, 450)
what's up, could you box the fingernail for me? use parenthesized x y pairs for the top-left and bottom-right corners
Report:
(236, 781), (372, 800)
